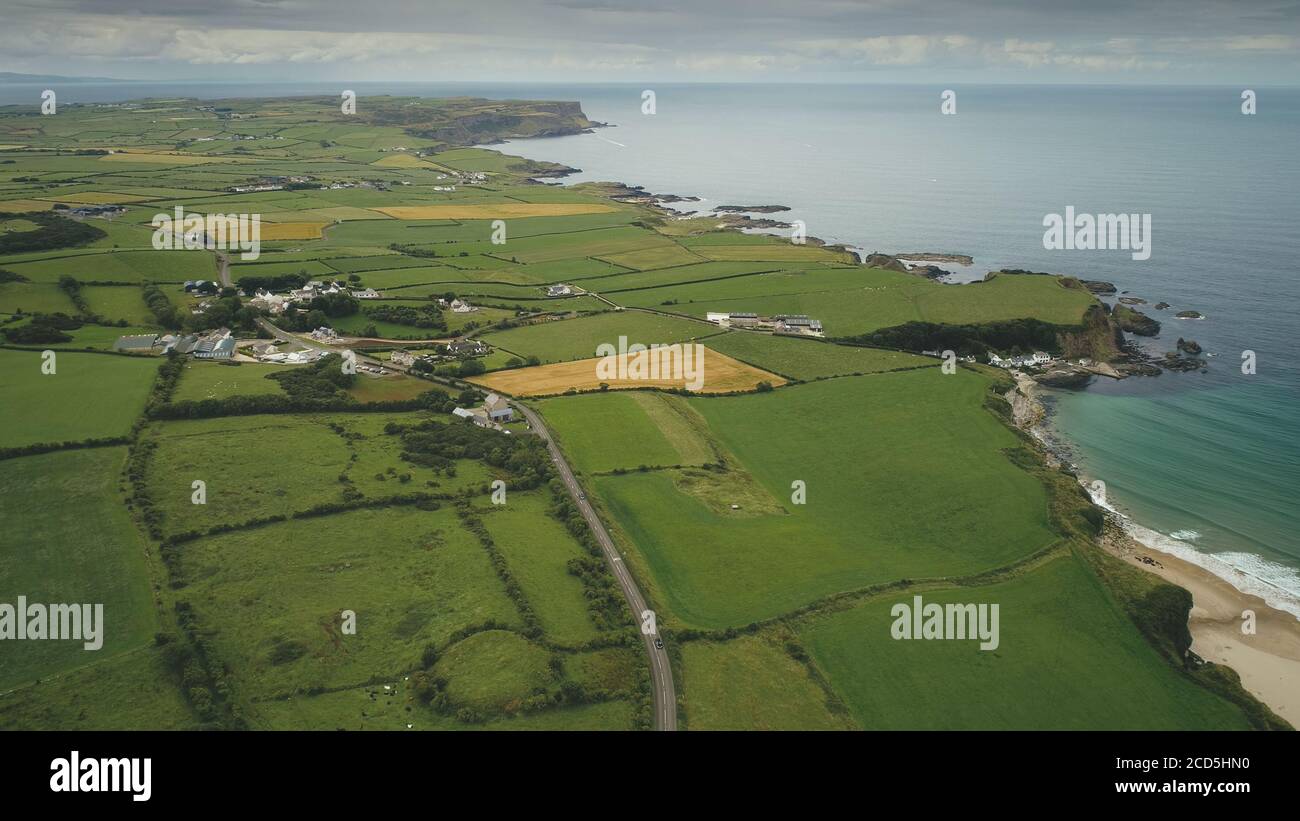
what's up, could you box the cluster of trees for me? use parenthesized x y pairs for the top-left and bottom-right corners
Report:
(234, 271), (308, 293)
(187, 293), (260, 333)
(1, 311), (82, 344)
(548, 484), (633, 631)
(151, 385), (453, 420)
(393, 417), (552, 489)
(267, 354), (357, 401)
(0, 210), (106, 254)
(842, 318), (1062, 357)
(362, 302), (446, 331)
(142, 281), (180, 328)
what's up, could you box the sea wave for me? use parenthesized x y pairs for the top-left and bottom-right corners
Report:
(1084, 481), (1300, 620)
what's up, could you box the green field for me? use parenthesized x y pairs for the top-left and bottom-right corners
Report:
(479, 310), (717, 363)
(144, 412), (491, 536)
(801, 553), (1252, 729)
(705, 331), (932, 380)
(176, 506), (521, 705)
(590, 370), (1056, 628)
(477, 494), (602, 645)
(540, 391), (715, 474)
(0, 349), (159, 448)
(681, 635), (852, 730)
(0, 447), (157, 690)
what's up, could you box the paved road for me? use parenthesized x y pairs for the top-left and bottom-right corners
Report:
(514, 404), (678, 731)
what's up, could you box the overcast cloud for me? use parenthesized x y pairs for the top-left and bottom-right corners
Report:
(2, 0), (1297, 84)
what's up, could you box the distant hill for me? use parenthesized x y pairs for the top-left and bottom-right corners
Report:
(0, 71), (126, 83)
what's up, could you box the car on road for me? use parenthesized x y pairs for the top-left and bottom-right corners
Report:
(653, 638), (664, 650)
(579, 493), (586, 500)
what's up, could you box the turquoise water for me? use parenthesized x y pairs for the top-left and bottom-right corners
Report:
(4, 81), (1297, 606)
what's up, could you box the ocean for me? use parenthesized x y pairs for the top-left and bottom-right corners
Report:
(4, 80), (1297, 612)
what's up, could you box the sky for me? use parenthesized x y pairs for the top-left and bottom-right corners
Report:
(1, 0), (1298, 85)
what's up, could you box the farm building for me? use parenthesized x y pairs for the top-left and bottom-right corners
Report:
(112, 334), (160, 353)
(484, 393), (513, 423)
(193, 329), (235, 360)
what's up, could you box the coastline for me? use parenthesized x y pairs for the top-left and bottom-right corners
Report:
(1010, 373), (1300, 726)
(506, 126), (1300, 724)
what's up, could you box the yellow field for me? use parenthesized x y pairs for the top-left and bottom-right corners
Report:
(0, 199), (56, 212)
(258, 222), (329, 240)
(469, 347), (785, 397)
(0, 145), (27, 150)
(371, 203), (619, 220)
(36, 192), (153, 204)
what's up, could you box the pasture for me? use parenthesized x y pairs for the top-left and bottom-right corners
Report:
(0, 349), (159, 448)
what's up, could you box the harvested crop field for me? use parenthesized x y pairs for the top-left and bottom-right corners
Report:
(370, 203), (618, 220)
(468, 347), (785, 396)
(258, 221), (329, 240)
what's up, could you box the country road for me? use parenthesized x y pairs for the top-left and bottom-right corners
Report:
(253, 318), (678, 729)
(514, 404), (678, 731)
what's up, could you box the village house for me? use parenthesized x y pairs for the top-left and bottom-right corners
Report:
(546, 284), (574, 297)
(450, 299), (477, 314)
(389, 349), (416, 367)
(484, 393), (513, 423)
(310, 326), (340, 343)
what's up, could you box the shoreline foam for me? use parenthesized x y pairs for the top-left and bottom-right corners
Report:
(1010, 373), (1299, 725)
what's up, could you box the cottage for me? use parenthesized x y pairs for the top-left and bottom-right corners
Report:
(546, 284), (574, 297)
(1031, 351), (1052, 365)
(450, 299), (477, 314)
(390, 350), (416, 367)
(483, 393), (513, 423)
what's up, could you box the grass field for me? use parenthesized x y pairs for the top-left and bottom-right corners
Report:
(0, 447), (157, 690)
(540, 391), (716, 473)
(704, 332), (932, 380)
(372, 204), (618, 220)
(476, 494), (601, 646)
(470, 346), (782, 396)
(144, 412), (491, 536)
(477, 310), (718, 364)
(590, 370), (1056, 628)
(0, 349), (159, 448)
(800, 553), (1252, 729)
(171, 361), (289, 402)
(681, 635), (852, 730)
(176, 505), (521, 704)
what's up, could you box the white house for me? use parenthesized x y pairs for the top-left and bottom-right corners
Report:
(1031, 351), (1052, 365)
(450, 299), (476, 314)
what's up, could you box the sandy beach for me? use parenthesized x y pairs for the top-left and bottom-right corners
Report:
(1102, 525), (1300, 727)
(1008, 372), (1300, 727)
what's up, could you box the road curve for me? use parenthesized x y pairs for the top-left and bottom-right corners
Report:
(514, 403), (678, 731)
